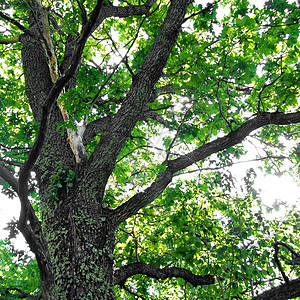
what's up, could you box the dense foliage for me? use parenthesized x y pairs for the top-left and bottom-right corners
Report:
(0, 0), (300, 299)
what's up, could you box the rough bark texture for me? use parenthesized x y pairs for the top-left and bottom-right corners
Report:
(252, 278), (300, 300)
(113, 262), (215, 286)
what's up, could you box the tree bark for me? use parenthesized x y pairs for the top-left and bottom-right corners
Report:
(252, 278), (300, 300)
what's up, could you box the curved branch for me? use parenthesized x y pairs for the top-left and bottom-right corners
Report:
(252, 278), (300, 300)
(157, 84), (178, 95)
(88, 0), (156, 37)
(113, 111), (300, 224)
(167, 111), (300, 174)
(113, 262), (215, 287)
(113, 170), (173, 225)
(0, 163), (19, 194)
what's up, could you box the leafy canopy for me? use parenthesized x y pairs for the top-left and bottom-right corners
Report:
(1, 0), (300, 299)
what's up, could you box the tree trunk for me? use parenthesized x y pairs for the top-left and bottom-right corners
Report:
(16, 1), (203, 298)
(19, 19), (110, 300)
(43, 193), (116, 299)
(21, 30), (118, 299)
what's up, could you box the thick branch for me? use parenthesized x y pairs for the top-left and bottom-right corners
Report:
(82, 116), (113, 144)
(157, 84), (178, 95)
(140, 109), (167, 126)
(108, 0), (156, 18)
(18, 0), (106, 229)
(252, 278), (300, 300)
(114, 111), (300, 224)
(87, 0), (156, 38)
(0, 163), (19, 194)
(0, 157), (23, 168)
(113, 262), (215, 287)
(113, 170), (173, 225)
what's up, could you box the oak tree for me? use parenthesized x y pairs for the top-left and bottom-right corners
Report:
(1, 0), (300, 299)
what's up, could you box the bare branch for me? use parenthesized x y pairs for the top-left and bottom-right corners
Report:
(113, 262), (215, 287)
(174, 155), (288, 176)
(89, 14), (147, 108)
(157, 84), (178, 95)
(162, 67), (184, 77)
(166, 111), (300, 174)
(183, 1), (218, 23)
(87, 0), (156, 36)
(258, 74), (283, 112)
(105, 29), (135, 77)
(166, 103), (193, 161)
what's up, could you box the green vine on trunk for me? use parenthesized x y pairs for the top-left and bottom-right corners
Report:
(49, 162), (77, 201)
